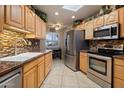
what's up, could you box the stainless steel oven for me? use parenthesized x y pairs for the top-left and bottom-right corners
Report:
(93, 23), (119, 40)
(87, 53), (112, 88)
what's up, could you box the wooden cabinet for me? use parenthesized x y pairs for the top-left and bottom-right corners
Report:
(0, 5), (4, 32)
(118, 8), (124, 37)
(104, 10), (119, 25)
(85, 20), (93, 40)
(23, 66), (37, 88)
(35, 15), (42, 38)
(41, 20), (47, 39)
(37, 58), (45, 87)
(45, 52), (53, 77)
(75, 22), (85, 30)
(94, 16), (104, 28)
(5, 5), (24, 29)
(114, 58), (124, 88)
(23, 52), (52, 88)
(25, 6), (35, 32)
(80, 52), (88, 74)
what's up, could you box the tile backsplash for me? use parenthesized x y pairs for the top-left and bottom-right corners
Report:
(90, 39), (124, 49)
(0, 30), (26, 58)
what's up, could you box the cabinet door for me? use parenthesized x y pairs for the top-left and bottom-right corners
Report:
(38, 61), (45, 87)
(94, 16), (104, 28)
(25, 6), (35, 32)
(119, 8), (124, 38)
(5, 5), (24, 29)
(80, 52), (88, 73)
(105, 10), (118, 25)
(35, 16), (42, 38)
(41, 20), (46, 39)
(85, 21), (93, 40)
(0, 5), (4, 32)
(23, 66), (37, 88)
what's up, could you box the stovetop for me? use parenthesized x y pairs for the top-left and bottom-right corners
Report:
(88, 49), (124, 57)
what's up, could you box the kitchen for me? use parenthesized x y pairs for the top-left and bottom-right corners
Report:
(0, 5), (124, 88)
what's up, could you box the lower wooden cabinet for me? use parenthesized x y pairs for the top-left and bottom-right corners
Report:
(38, 60), (45, 87)
(23, 66), (37, 88)
(45, 52), (53, 77)
(80, 52), (88, 74)
(114, 58), (124, 88)
(23, 51), (52, 88)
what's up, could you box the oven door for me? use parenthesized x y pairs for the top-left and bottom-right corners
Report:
(88, 54), (112, 83)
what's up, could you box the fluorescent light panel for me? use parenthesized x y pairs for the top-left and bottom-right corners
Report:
(62, 5), (83, 12)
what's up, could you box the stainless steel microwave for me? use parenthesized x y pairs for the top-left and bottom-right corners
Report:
(93, 23), (119, 40)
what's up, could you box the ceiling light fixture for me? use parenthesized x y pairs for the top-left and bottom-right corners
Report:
(62, 5), (84, 12)
(72, 16), (75, 19)
(55, 12), (59, 15)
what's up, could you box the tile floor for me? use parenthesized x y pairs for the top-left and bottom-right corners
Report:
(41, 59), (101, 88)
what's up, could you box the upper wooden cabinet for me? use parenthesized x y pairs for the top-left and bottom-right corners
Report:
(35, 15), (42, 39)
(41, 20), (47, 39)
(75, 22), (85, 30)
(104, 10), (119, 25)
(25, 6), (35, 32)
(0, 5), (4, 32)
(94, 16), (104, 28)
(85, 20), (94, 40)
(5, 5), (24, 29)
(118, 8), (124, 38)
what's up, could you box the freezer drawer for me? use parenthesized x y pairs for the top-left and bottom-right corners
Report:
(64, 54), (78, 71)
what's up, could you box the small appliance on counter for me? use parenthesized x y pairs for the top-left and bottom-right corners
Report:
(64, 30), (89, 71)
(87, 44), (124, 88)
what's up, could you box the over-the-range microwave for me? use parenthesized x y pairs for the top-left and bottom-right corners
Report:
(93, 23), (119, 40)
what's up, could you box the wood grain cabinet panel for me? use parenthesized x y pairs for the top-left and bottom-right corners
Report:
(5, 5), (24, 29)
(80, 52), (88, 74)
(114, 58), (124, 88)
(0, 5), (4, 32)
(41, 20), (46, 39)
(105, 10), (118, 25)
(118, 8), (124, 38)
(94, 16), (104, 28)
(25, 6), (35, 32)
(35, 15), (42, 39)
(85, 20), (93, 40)
(38, 60), (45, 87)
(23, 66), (37, 88)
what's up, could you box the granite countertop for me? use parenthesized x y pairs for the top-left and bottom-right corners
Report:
(0, 50), (52, 77)
(113, 55), (124, 59)
(80, 50), (89, 53)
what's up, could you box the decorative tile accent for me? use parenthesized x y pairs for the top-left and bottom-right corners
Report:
(0, 30), (26, 58)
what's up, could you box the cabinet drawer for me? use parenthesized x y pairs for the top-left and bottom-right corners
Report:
(23, 60), (38, 73)
(105, 10), (118, 25)
(37, 56), (44, 64)
(114, 58), (124, 67)
(114, 65), (124, 80)
(114, 78), (124, 88)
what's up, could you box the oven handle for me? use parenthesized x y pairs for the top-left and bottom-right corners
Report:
(88, 53), (112, 60)
(0, 72), (20, 86)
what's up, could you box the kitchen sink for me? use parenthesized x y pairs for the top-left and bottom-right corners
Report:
(0, 52), (43, 62)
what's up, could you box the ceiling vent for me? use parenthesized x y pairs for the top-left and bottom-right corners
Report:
(62, 5), (83, 12)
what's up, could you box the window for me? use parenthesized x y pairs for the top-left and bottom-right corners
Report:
(46, 32), (59, 48)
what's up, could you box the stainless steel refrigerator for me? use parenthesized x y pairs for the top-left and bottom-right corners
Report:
(64, 30), (89, 71)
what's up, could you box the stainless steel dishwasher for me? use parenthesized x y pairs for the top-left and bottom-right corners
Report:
(0, 68), (22, 88)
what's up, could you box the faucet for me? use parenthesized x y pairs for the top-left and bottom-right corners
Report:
(14, 38), (27, 55)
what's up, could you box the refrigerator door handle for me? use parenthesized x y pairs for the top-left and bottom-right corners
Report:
(67, 35), (70, 51)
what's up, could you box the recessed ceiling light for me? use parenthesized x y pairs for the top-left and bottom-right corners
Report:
(72, 16), (75, 19)
(62, 5), (84, 12)
(55, 12), (59, 15)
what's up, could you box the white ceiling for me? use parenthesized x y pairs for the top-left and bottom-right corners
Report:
(33, 5), (102, 27)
